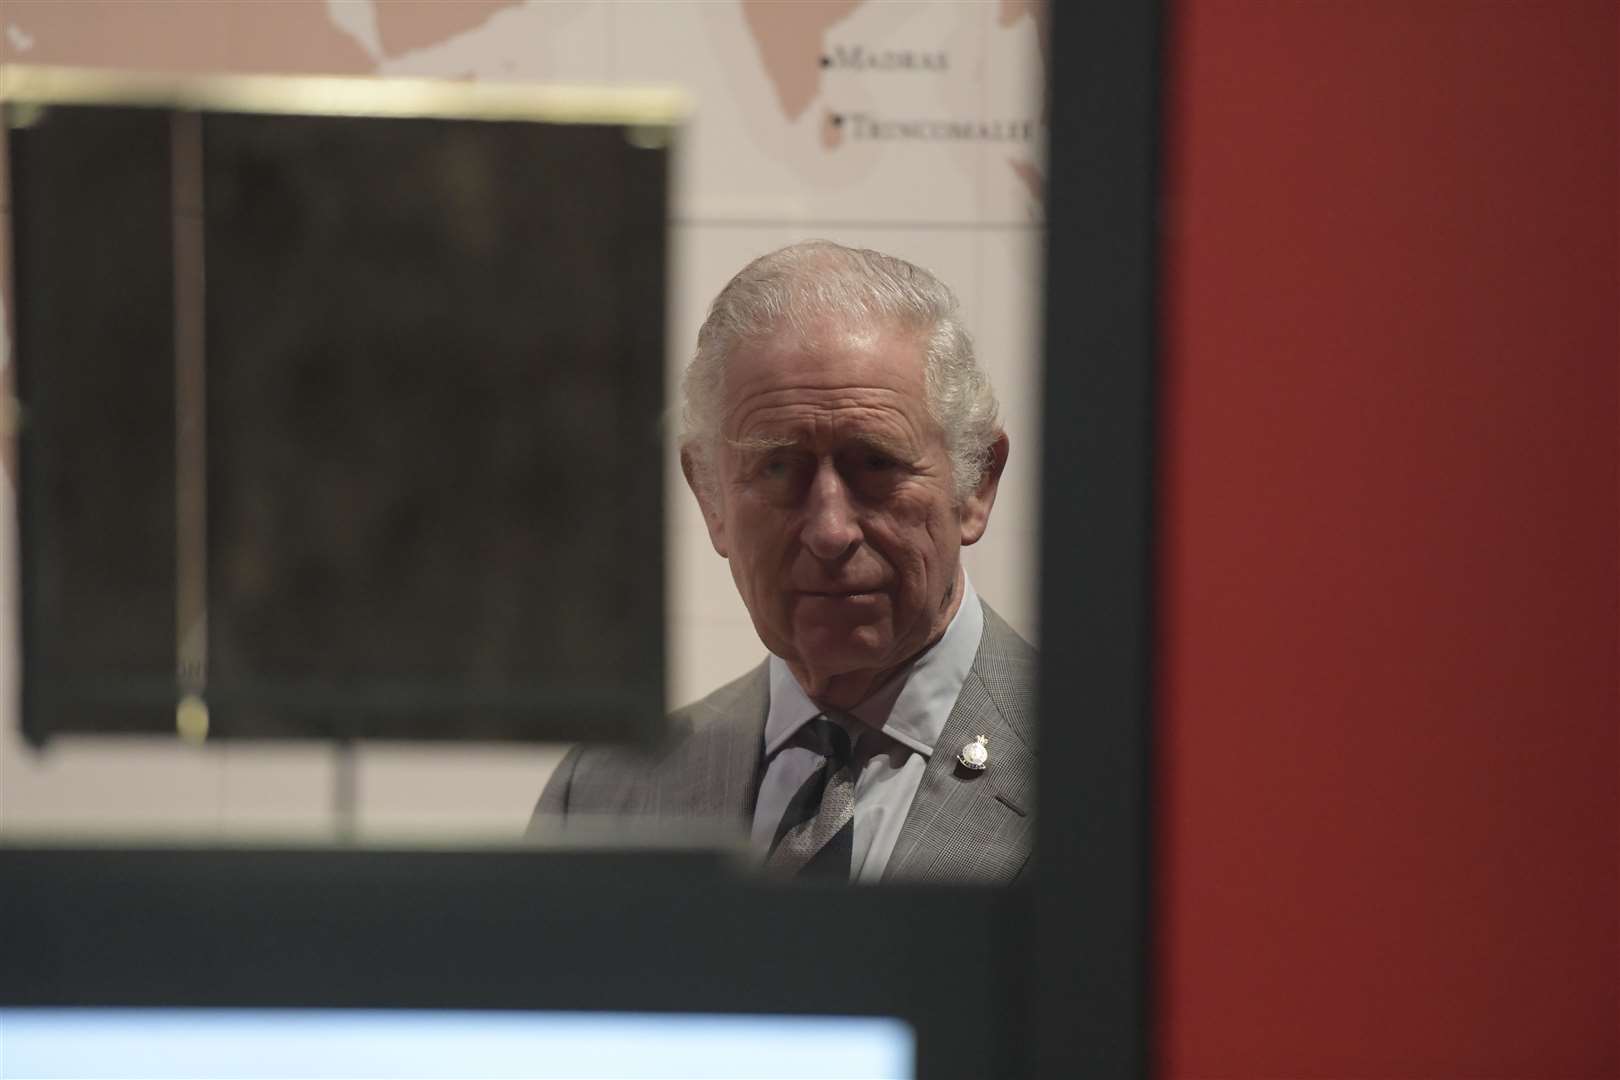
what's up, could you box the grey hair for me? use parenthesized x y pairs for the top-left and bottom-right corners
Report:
(682, 240), (1000, 504)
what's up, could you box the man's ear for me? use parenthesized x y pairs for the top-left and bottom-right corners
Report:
(681, 444), (730, 558)
(958, 432), (1009, 546)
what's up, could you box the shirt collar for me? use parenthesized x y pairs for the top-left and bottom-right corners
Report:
(764, 574), (985, 758)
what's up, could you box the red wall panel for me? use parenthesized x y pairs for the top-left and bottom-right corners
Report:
(1156, 3), (1618, 1075)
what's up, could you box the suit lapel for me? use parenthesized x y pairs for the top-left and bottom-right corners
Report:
(884, 606), (1038, 884)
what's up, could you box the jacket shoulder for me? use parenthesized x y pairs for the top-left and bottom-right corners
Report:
(530, 662), (770, 824)
(666, 662), (771, 737)
(974, 602), (1039, 749)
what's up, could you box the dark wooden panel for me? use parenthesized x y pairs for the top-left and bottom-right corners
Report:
(201, 114), (666, 740)
(11, 102), (668, 744)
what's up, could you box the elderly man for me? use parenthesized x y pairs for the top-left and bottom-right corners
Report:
(533, 241), (1036, 884)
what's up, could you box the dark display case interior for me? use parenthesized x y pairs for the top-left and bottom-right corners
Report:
(5, 79), (672, 744)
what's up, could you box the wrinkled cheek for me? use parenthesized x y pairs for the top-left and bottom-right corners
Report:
(892, 552), (934, 606)
(743, 563), (793, 638)
(726, 557), (750, 605)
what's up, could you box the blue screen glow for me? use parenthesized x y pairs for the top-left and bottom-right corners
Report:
(0, 1008), (915, 1080)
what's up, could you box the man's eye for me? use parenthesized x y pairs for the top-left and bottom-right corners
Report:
(755, 456), (801, 483)
(864, 454), (897, 471)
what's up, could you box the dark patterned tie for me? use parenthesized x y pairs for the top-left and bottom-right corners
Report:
(765, 714), (859, 880)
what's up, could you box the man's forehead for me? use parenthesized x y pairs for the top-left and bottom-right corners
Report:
(726, 426), (912, 456)
(722, 321), (930, 400)
(719, 385), (939, 465)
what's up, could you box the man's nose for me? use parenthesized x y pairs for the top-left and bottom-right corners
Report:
(801, 462), (861, 560)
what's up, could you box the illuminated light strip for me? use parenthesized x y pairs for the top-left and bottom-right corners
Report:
(0, 65), (688, 127)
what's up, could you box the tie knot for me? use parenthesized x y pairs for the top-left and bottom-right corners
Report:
(799, 713), (856, 764)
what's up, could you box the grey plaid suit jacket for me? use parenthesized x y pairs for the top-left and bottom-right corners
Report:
(530, 602), (1037, 884)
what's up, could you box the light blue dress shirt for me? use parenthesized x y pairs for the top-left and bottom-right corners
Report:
(751, 575), (985, 883)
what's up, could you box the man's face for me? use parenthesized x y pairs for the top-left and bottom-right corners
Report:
(684, 321), (1004, 698)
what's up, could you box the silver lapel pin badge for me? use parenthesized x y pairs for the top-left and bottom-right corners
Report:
(957, 735), (989, 771)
